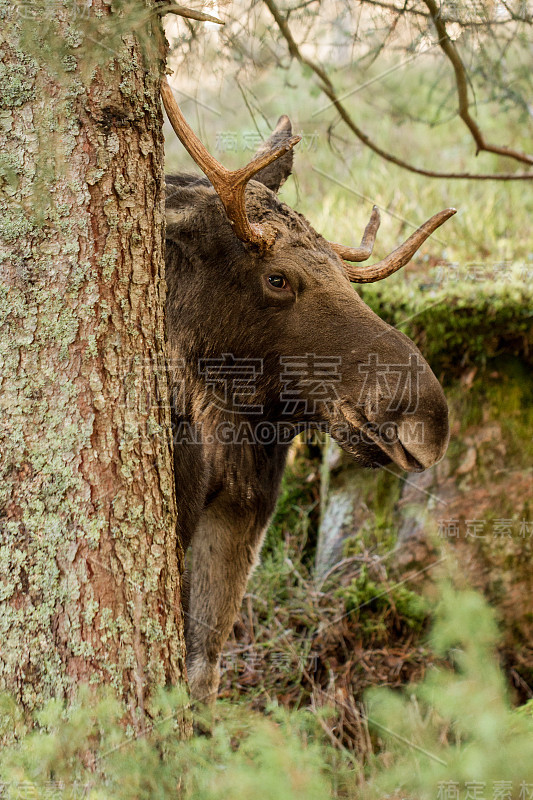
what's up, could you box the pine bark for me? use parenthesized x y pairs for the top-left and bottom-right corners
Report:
(0, 1), (186, 727)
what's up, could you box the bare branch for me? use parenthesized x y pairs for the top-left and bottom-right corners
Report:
(262, 0), (533, 180)
(358, 0), (532, 27)
(157, 3), (224, 24)
(422, 0), (533, 166)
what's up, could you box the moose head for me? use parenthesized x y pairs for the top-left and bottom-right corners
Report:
(162, 78), (454, 476)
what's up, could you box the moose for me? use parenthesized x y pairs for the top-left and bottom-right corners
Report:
(160, 78), (455, 704)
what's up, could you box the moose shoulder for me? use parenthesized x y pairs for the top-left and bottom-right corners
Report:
(161, 78), (455, 704)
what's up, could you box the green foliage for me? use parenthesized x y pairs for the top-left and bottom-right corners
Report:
(0, 688), (334, 800)
(2, 585), (533, 798)
(364, 584), (533, 798)
(2, 583), (531, 799)
(337, 563), (430, 639)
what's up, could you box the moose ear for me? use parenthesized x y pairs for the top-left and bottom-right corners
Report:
(252, 115), (295, 193)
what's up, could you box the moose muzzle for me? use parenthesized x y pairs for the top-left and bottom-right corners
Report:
(331, 329), (450, 473)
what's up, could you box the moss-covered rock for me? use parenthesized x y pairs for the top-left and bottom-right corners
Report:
(360, 266), (533, 377)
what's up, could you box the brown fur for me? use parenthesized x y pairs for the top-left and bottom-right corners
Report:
(165, 144), (449, 703)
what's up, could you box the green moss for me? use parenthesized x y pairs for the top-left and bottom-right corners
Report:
(337, 563), (429, 639)
(447, 358), (533, 469)
(360, 267), (533, 379)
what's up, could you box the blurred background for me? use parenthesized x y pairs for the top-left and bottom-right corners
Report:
(163, 0), (533, 264)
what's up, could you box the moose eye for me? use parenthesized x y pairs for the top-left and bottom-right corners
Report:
(268, 275), (288, 290)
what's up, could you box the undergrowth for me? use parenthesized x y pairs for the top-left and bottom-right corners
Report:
(364, 585), (533, 798)
(2, 584), (533, 798)
(221, 472), (435, 719)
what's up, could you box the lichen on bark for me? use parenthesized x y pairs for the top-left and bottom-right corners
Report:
(0, 0), (186, 726)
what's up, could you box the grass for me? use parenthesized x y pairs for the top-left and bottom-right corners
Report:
(220, 446), (436, 718)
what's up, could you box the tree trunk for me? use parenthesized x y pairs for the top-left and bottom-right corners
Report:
(0, 1), (186, 728)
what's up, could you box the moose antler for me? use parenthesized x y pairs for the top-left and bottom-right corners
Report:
(161, 76), (301, 250)
(329, 205), (381, 263)
(329, 207), (457, 283)
(162, 75), (455, 272)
